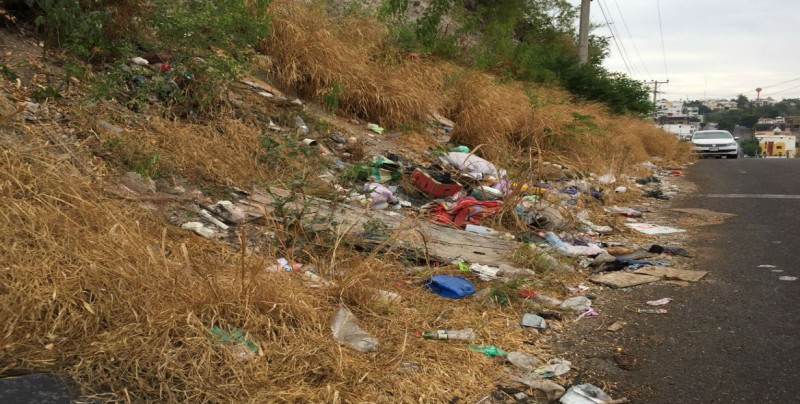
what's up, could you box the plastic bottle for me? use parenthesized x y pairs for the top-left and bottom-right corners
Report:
(465, 224), (500, 236)
(422, 328), (476, 342)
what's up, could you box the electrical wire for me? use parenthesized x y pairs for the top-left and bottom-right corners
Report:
(612, 0), (652, 80)
(600, 0), (639, 77)
(596, 0), (633, 76)
(655, 0), (669, 78)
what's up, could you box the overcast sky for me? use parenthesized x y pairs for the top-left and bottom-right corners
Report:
(566, 0), (800, 102)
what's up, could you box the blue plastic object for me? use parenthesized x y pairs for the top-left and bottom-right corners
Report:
(425, 275), (475, 299)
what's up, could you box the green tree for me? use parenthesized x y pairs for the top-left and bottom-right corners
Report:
(740, 137), (760, 157)
(735, 94), (749, 108)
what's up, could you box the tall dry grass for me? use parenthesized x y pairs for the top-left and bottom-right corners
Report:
(262, 0), (446, 127)
(261, 0), (691, 176)
(1, 144), (570, 402)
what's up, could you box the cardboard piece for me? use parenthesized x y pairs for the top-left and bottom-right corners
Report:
(634, 267), (708, 282)
(590, 272), (661, 288)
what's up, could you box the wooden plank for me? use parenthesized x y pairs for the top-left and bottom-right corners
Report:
(235, 188), (529, 272)
(590, 272), (661, 288)
(634, 267), (708, 282)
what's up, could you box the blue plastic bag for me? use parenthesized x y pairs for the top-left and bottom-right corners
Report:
(425, 275), (475, 299)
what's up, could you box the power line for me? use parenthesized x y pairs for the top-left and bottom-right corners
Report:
(765, 84), (800, 97)
(655, 0), (669, 78)
(596, 0), (633, 76)
(599, 0), (639, 77)
(612, 0), (651, 80)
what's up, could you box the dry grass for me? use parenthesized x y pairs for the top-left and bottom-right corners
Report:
(261, 0), (690, 176)
(1, 143), (575, 402)
(262, 0), (446, 127)
(0, 1), (693, 401)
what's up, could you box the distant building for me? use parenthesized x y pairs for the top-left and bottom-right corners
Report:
(659, 123), (699, 139)
(754, 127), (797, 157)
(758, 116), (786, 125)
(753, 97), (776, 107)
(701, 99), (738, 111)
(785, 116), (800, 132)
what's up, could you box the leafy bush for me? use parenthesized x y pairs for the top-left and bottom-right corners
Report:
(740, 137), (760, 157)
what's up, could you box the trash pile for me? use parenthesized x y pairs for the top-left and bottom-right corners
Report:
(154, 108), (701, 402)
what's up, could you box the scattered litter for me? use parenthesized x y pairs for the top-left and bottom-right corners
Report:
(512, 376), (565, 401)
(438, 151), (506, 178)
(576, 309), (599, 321)
(209, 326), (259, 361)
(375, 290), (402, 304)
(534, 358), (571, 378)
(646, 298), (673, 306)
(130, 56), (149, 65)
(559, 383), (613, 404)
(520, 313), (547, 329)
(614, 186), (627, 193)
(559, 296), (592, 313)
(421, 328), (475, 341)
(303, 271), (334, 287)
(469, 345), (508, 357)
(625, 223), (686, 235)
(507, 351), (541, 371)
(199, 209), (229, 230)
(607, 321), (626, 332)
(367, 123), (384, 134)
(425, 275), (475, 299)
(758, 264), (776, 268)
(331, 306), (378, 353)
(779, 276), (797, 281)
(469, 263), (501, 281)
(294, 116), (309, 135)
(598, 173), (616, 184)
(181, 221), (215, 239)
(648, 244), (691, 257)
(590, 272), (660, 288)
(612, 206), (642, 218)
(543, 232), (606, 256)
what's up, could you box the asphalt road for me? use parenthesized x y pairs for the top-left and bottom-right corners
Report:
(607, 158), (800, 403)
(670, 158), (800, 402)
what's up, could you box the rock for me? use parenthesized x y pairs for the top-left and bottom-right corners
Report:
(532, 294), (563, 308)
(331, 131), (347, 144)
(120, 171), (156, 194)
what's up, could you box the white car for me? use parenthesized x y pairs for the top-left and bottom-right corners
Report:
(691, 130), (740, 159)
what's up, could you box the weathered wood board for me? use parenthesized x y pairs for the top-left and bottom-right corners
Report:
(590, 272), (661, 288)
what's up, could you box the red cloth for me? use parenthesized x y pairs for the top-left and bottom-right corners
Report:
(424, 195), (502, 227)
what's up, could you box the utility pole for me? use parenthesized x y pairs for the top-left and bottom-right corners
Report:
(578, 0), (591, 66)
(649, 79), (669, 119)
(649, 79), (669, 104)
